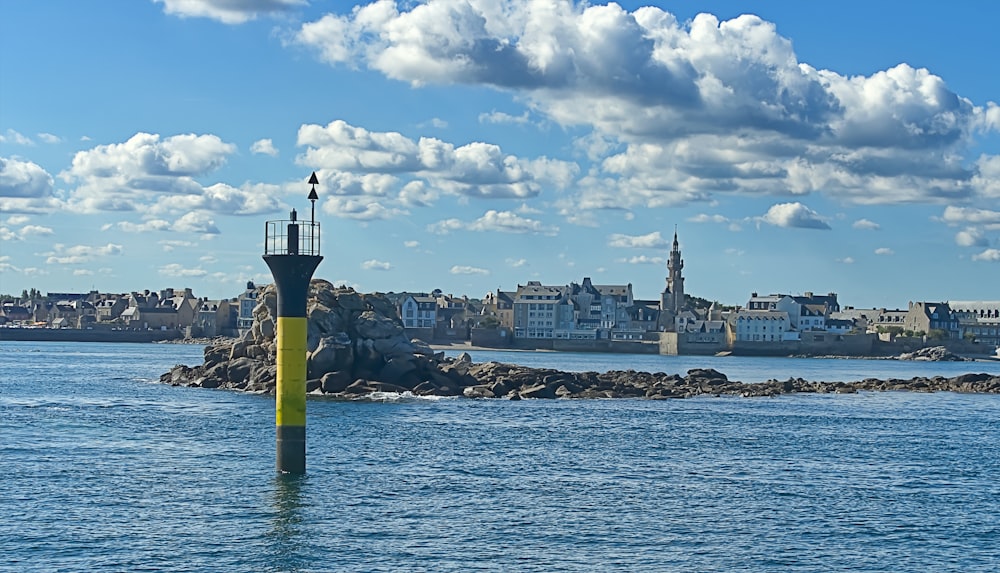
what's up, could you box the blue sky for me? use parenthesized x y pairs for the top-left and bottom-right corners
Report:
(1, 0), (998, 308)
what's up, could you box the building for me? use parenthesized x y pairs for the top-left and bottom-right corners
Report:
(512, 282), (566, 339)
(400, 295), (438, 328)
(731, 310), (791, 342)
(236, 282), (259, 334)
(658, 229), (685, 330)
(949, 300), (1000, 347)
(195, 299), (234, 338)
(904, 302), (961, 339)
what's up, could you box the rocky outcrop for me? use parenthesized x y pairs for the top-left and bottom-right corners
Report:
(160, 281), (1000, 399)
(898, 345), (968, 362)
(160, 280), (480, 397)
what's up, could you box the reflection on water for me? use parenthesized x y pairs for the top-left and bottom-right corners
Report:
(266, 474), (307, 572)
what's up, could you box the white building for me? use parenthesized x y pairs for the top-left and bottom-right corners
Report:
(733, 310), (791, 342)
(401, 295), (437, 328)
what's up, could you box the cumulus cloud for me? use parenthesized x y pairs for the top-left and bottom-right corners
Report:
(608, 231), (669, 249)
(159, 263), (209, 277)
(941, 205), (1000, 226)
(836, 257), (855, 264)
(479, 110), (531, 125)
(0, 129), (33, 145)
(617, 255), (665, 265)
(296, 1), (999, 210)
(361, 259), (392, 270)
(0, 223), (54, 241)
(852, 218), (880, 230)
(688, 214), (729, 224)
(155, 0), (306, 24)
(0, 157), (54, 199)
(956, 227), (989, 247)
(45, 243), (123, 265)
(874, 247), (894, 256)
(759, 202), (831, 230)
(506, 257), (527, 267)
(404, 240), (420, 248)
(972, 248), (1000, 262)
(61, 132), (237, 214)
(19, 225), (54, 237)
(172, 212), (220, 234)
(297, 119), (578, 202)
(428, 210), (558, 235)
(321, 196), (408, 220)
(450, 265), (490, 275)
(250, 138), (279, 156)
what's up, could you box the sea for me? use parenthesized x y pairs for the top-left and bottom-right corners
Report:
(2, 341), (999, 572)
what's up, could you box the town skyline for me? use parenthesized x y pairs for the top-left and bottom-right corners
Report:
(2, 1), (999, 308)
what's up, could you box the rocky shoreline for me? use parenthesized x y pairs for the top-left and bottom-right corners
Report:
(159, 280), (1000, 400)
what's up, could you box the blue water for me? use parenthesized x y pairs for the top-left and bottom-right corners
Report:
(2, 342), (999, 572)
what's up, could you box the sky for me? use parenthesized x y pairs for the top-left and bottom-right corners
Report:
(1, 0), (998, 309)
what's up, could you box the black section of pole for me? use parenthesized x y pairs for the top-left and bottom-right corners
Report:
(264, 255), (323, 318)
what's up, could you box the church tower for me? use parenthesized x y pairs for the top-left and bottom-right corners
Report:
(659, 227), (685, 330)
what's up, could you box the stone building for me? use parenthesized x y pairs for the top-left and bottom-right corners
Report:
(658, 229), (685, 330)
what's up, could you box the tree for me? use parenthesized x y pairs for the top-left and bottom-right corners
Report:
(927, 329), (947, 340)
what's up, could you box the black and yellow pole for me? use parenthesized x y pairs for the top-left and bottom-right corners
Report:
(263, 173), (323, 473)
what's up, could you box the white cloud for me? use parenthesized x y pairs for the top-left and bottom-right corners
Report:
(0, 129), (33, 145)
(617, 255), (665, 265)
(159, 263), (209, 277)
(250, 138), (279, 156)
(972, 248), (1000, 262)
(62, 132), (237, 214)
(479, 110), (531, 125)
(608, 231), (669, 249)
(955, 228), (989, 247)
(852, 218), (880, 230)
(361, 259), (392, 271)
(0, 157), (54, 199)
(37, 133), (62, 144)
(428, 210), (558, 235)
(450, 265), (490, 275)
(5, 215), (30, 225)
(321, 196), (407, 220)
(836, 257), (855, 264)
(155, 0), (306, 24)
(760, 202), (831, 230)
(296, 3), (997, 211)
(506, 257), (527, 267)
(19, 225), (53, 237)
(173, 212), (220, 234)
(297, 119), (578, 201)
(73, 269), (94, 276)
(159, 240), (198, 251)
(688, 214), (729, 224)
(103, 220), (173, 233)
(45, 243), (123, 265)
(941, 205), (1000, 226)
(874, 247), (894, 256)
(404, 240), (420, 248)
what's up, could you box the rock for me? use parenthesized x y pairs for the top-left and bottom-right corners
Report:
(160, 280), (1000, 401)
(227, 356), (256, 385)
(899, 345), (967, 362)
(308, 334), (353, 378)
(320, 371), (352, 393)
(355, 311), (403, 340)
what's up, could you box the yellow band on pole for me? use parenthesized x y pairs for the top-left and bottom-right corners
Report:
(276, 316), (308, 427)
